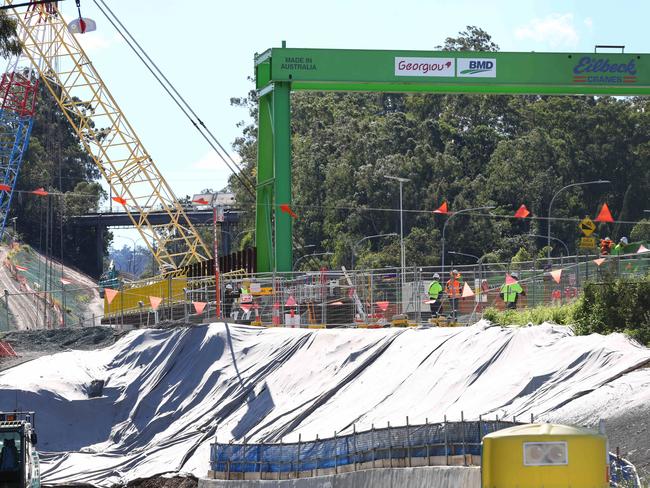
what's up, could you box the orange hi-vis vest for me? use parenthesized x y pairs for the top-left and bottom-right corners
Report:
(446, 278), (461, 298)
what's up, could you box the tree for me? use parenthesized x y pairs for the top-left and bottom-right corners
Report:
(0, 11), (20, 59)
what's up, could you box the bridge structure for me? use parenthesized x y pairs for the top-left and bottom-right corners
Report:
(68, 209), (242, 277)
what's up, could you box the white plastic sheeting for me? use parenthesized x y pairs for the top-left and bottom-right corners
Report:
(0, 322), (648, 486)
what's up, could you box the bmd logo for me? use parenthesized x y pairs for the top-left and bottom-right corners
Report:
(458, 58), (497, 77)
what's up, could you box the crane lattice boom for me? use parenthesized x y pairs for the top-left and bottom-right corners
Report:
(6, 0), (211, 269)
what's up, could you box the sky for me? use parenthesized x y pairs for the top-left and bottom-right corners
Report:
(35, 0), (650, 248)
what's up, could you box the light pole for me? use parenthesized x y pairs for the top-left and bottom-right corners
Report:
(383, 175), (410, 272)
(447, 251), (480, 262)
(441, 206), (495, 278)
(527, 234), (570, 257)
(547, 180), (610, 257)
(351, 233), (398, 269)
(293, 252), (333, 271)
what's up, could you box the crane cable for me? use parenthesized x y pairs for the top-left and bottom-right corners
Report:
(89, 0), (258, 198)
(88, 2), (322, 268)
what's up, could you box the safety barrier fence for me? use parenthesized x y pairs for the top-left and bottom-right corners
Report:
(210, 418), (520, 477)
(101, 251), (650, 328)
(208, 417), (640, 486)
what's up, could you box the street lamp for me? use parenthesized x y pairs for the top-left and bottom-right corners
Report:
(547, 180), (610, 257)
(383, 175), (410, 273)
(293, 251), (333, 271)
(447, 251), (480, 262)
(527, 233), (570, 257)
(441, 206), (495, 278)
(351, 233), (398, 269)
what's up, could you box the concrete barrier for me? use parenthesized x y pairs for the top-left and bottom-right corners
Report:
(198, 466), (480, 488)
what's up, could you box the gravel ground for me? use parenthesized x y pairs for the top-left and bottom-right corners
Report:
(0, 326), (123, 370)
(604, 405), (650, 483)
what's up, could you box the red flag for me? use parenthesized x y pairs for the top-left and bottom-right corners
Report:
(280, 204), (298, 219)
(193, 301), (207, 314)
(31, 187), (48, 196)
(285, 295), (297, 307)
(505, 274), (518, 285)
(514, 204), (530, 219)
(595, 203), (614, 223)
(550, 269), (562, 284)
(15, 265), (28, 271)
(593, 258), (606, 266)
(112, 196), (127, 206)
(433, 202), (449, 214)
(0, 184), (11, 192)
(462, 282), (474, 298)
(149, 296), (162, 310)
(192, 197), (210, 205)
(60, 278), (72, 285)
(104, 288), (118, 305)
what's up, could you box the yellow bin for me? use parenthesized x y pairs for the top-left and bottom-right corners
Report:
(482, 423), (609, 488)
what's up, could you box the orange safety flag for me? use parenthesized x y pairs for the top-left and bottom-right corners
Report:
(593, 258), (606, 266)
(280, 203), (298, 219)
(595, 203), (614, 223)
(193, 301), (207, 314)
(112, 196), (127, 206)
(104, 288), (119, 305)
(31, 187), (48, 196)
(149, 296), (163, 310)
(192, 197), (210, 205)
(461, 282), (474, 298)
(514, 204), (530, 219)
(637, 244), (650, 254)
(240, 303), (252, 313)
(550, 269), (563, 284)
(433, 201), (449, 214)
(60, 278), (72, 285)
(505, 273), (518, 285)
(285, 295), (297, 307)
(0, 184), (11, 192)
(376, 301), (389, 311)
(15, 265), (28, 271)
(331, 301), (344, 305)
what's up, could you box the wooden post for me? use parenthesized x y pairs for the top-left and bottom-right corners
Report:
(444, 415), (448, 466)
(406, 416), (412, 468)
(426, 418), (431, 466)
(371, 424), (376, 469)
(388, 421), (393, 468)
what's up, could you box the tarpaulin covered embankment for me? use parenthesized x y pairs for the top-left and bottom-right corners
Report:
(0, 322), (649, 486)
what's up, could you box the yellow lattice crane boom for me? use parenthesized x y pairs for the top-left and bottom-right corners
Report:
(5, 0), (211, 270)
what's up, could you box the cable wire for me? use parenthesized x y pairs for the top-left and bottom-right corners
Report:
(89, 0), (257, 198)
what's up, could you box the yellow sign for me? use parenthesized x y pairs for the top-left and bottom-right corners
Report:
(579, 217), (596, 236)
(579, 237), (597, 249)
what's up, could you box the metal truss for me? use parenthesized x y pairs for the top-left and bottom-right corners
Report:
(6, 0), (211, 269)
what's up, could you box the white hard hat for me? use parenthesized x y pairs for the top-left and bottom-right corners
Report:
(226, 284), (233, 290)
(511, 272), (519, 279)
(433, 273), (440, 279)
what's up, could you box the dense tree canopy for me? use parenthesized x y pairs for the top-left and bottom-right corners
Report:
(231, 27), (650, 270)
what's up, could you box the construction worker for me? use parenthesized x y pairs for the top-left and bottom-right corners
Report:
(599, 237), (613, 256)
(500, 272), (526, 310)
(445, 270), (462, 320)
(613, 236), (628, 255)
(223, 283), (239, 319)
(427, 273), (443, 318)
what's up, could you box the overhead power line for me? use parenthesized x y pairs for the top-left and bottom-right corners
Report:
(91, 0), (257, 198)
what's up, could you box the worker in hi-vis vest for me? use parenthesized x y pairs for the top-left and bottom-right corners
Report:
(445, 270), (462, 320)
(500, 272), (526, 310)
(428, 273), (443, 318)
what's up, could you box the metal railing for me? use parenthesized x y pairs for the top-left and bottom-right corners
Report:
(100, 251), (650, 328)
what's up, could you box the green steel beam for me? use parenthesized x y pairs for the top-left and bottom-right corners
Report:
(255, 47), (650, 272)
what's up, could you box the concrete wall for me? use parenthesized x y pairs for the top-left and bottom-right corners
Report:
(199, 466), (481, 488)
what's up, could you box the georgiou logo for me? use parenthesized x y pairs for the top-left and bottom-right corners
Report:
(457, 58), (497, 77)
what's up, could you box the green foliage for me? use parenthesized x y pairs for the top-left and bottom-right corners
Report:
(630, 219), (650, 243)
(573, 276), (650, 346)
(231, 27), (650, 269)
(482, 303), (577, 327)
(0, 11), (20, 59)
